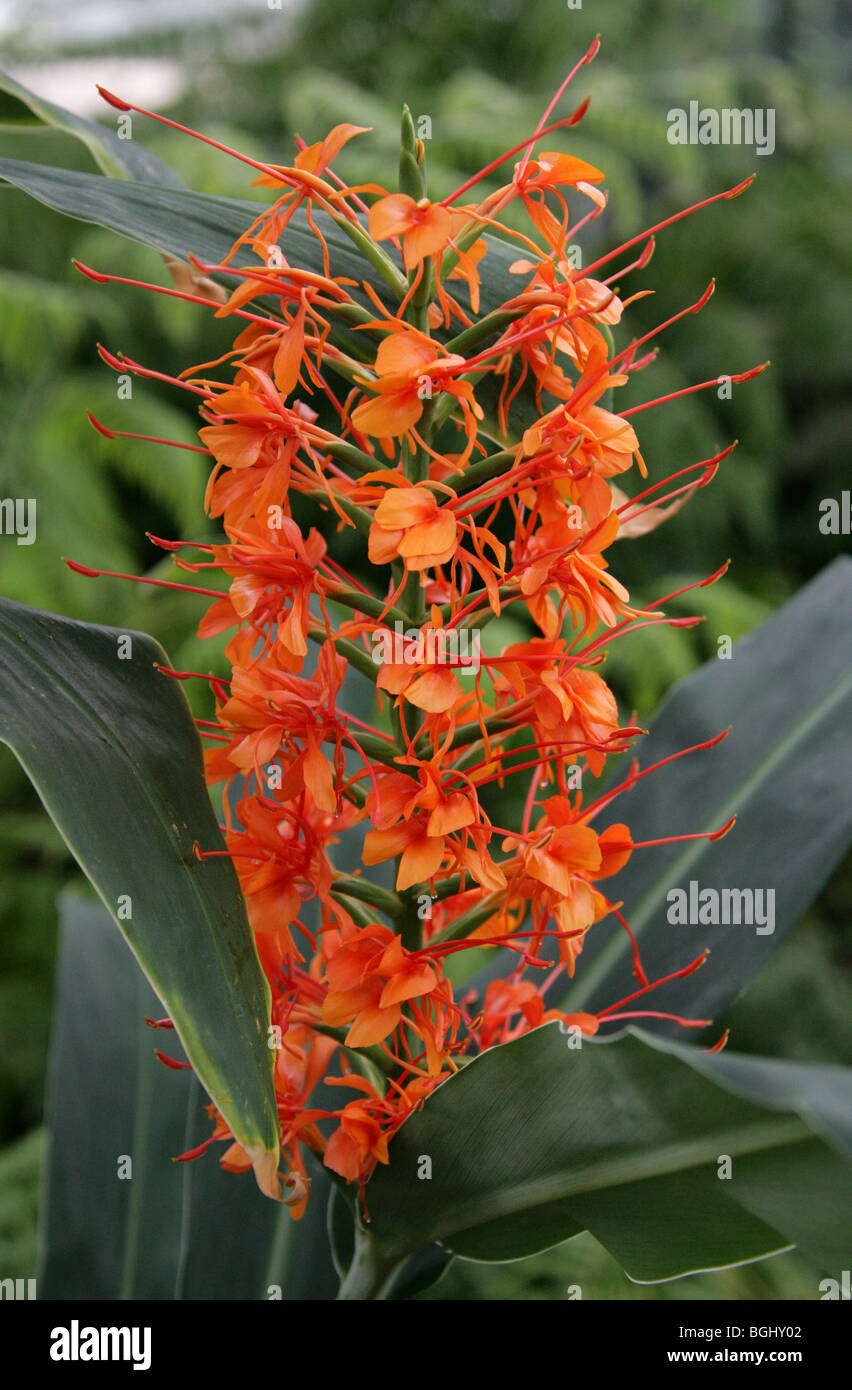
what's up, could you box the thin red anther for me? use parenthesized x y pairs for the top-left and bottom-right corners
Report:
(578, 176), (756, 281)
(87, 412), (210, 453)
(65, 558), (224, 598)
(628, 815), (736, 849)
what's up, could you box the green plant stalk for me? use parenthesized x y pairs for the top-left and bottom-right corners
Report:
(324, 437), (380, 475)
(336, 1225), (406, 1300)
(331, 212), (407, 298)
(428, 891), (503, 945)
(328, 586), (409, 627)
(444, 308), (519, 357)
(331, 874), (404, 919)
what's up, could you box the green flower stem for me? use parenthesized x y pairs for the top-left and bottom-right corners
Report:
(331, 213), (407, 298)
(408, 257), (434, 333)
(324, 438), (380, 476)
(398, 887), (426, 951)
(400, 572), (426, 629)
(330, 890), (376, 927)
(445, 309), (519, 358)
(345, 730), (402, 769)
(327, 585), (409, 628)
(326, 300), (384, 330)
(428, 890), (503, 945)
(321, 493), (375, 537)
(331, 874), (404, 920)
(320, 348), (376, 388)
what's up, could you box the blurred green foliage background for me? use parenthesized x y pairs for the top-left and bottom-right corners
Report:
(0, 0), (849, 1298)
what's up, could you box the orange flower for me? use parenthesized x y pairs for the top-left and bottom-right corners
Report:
(368, 483), (459, 569)
(324, 1098), (390, 1182)
(363, 811), (446, 891)
(322, 923), (443, 1048)
(369, 193), (453, 269)
(518, 150), (605, 192)
(516, 509), (636, 638)
(254, 122), (370, 186)
(351, 327), (480, 443)
(494, 639), (621, 776)
(199, 514), (327, 668)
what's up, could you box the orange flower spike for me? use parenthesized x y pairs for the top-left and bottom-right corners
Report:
(102, 56), (765, 1210)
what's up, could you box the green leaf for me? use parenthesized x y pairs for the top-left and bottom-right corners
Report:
(563, 555), (852, 1027)
(0, 70), (185, 187)
(0, 597), (279, 1195)
(383, 1243), (455, 1300)
(461, 559), (852, 1027)
(40, 895), (339, 1299)
(0, 155), (520, 309)
(362, 1024), (852, 1282)
(0, 157), (382, 285)
(0, 155), (544, 439)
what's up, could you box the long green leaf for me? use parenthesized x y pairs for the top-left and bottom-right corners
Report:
(0, 157), (354, 277)
(362, 1024), (852, 1282)
(0, 71), (185, 187)
(461, 558), (852, 1030)
(40, 895), (339, 1298)
(0, 155), (517, 310)
(0, 156), (542, 435)
(563, 555), (852, 1024)
(0, 597), (279, 1195)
